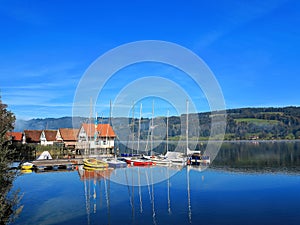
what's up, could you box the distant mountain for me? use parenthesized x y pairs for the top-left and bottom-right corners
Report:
(14, 117), (87, 131)
(14, 106), (300, 140)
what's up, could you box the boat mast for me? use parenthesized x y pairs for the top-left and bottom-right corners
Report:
(107, 100), (111, 154)
(186, 99), (189, 156)
(109, 99), (112, 126)
(88, 97), (93, 156)
(150, 100), (154, 156)
(167, 166), (171, 214)
(109, 100), (112, 154)
(131, 101), (135, 156)
(187, 166), (192, 223)
(137, 103), (142, 154)
(94, 112), (98, 155)
(166, 110), (169, 153)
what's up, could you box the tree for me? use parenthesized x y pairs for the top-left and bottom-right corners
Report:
(0, 95), (22, 224)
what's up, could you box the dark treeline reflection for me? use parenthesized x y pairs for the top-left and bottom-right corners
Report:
(213, 141), (300, 172)
(117, 140), (300, 172)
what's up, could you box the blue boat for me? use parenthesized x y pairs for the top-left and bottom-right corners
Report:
(103, 157), (127, 168)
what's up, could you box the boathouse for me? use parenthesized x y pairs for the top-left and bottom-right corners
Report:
(23, 130), (43, 144)
(40, 130), (57, 146)
(56, 128), (79, 150)
(77, 123), (116, 155)
(6, 132), (23, 144)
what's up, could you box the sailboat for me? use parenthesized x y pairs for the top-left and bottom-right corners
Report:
(143, 104), (172, 166)
(82, 101), (100, 169)
(164, 110), (187, 166)
(78, 164), (112, 225)
(125, 103), (154, 166)
(186, 100), (211, 165)
(103, 100), (128, 168)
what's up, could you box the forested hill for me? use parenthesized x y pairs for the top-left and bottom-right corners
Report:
(224, 106), (300, 140)
(14, 106), (300, 140)
(165, 106), (300, 140)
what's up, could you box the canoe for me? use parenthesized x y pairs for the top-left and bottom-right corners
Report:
(83, 158), (108, 169)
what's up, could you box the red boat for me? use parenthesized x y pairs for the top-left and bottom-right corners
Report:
(125, 157), (154, 166)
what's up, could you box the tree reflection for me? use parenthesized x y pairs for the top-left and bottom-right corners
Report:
(0, 96), (22, 224)
(213, 141), (300, 172)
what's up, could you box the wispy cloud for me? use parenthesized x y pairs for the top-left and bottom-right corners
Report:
(0, 1), (48, 26)
(194, 0), (287, 50)
(1, 61), (83, 118)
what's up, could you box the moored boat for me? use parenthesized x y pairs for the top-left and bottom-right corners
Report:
(21, 162), (34, 170)
(103, 157), (127, 168)
(83, 165), (110, 171)
(83, 158), (108, 169)
(164, 151), (187, 166)
(78, 165), (113, 179)
(143, 155), (172, 166)
(21, 169), (33, 174)
(188, 152), (211, 165)
(131, 159), (154, 166)
(125, 157), (154, 166)
(185, 100), (210, 166)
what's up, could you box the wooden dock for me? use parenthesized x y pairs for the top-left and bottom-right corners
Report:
(31, 159), (83, 170)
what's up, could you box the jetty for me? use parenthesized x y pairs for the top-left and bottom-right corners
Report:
(31, 159), (83, 170)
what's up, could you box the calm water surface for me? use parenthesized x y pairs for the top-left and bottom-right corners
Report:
(11, 142), (300, 225)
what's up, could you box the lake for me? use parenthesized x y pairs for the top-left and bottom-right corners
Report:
(10, 141), (300, 225)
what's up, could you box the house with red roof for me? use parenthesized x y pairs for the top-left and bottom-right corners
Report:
(40, 130), (57, 146)
(56, 128), (79, 149)
(77, 123), (116, 155)
(23, 130), (43, 144)
(6, 132), (23, 143)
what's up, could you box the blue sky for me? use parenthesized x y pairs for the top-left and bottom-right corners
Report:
(0, 0), (299, 120)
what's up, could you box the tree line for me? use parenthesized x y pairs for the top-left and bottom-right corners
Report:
(0, 96), (22, 224)
(15, 106), (300, 141)
(140, 106), (300, 140)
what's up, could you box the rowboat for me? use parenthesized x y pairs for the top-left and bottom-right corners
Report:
(21, 162), (34, 170)
(83, 158), (108, 169)
(125, 157), (154, 166)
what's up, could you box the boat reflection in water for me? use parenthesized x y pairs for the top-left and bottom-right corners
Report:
(77, 163), (208, 225)
(11, 142), (300, 225)
(78, 165), (114, 225)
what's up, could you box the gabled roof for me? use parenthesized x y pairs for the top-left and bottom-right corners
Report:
(43, 130), (57, 141)
(81, 123), (116, 138)
(6, 132), (23, 142)
(24, 130), (42, 143)
(59, 128), (79, 141)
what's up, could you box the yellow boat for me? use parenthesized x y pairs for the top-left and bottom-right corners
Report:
(83, 158), (108, 169)
(21, 169), (33, 174)
(21, 162), (34, 170)
(83, 165), (109, 171)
